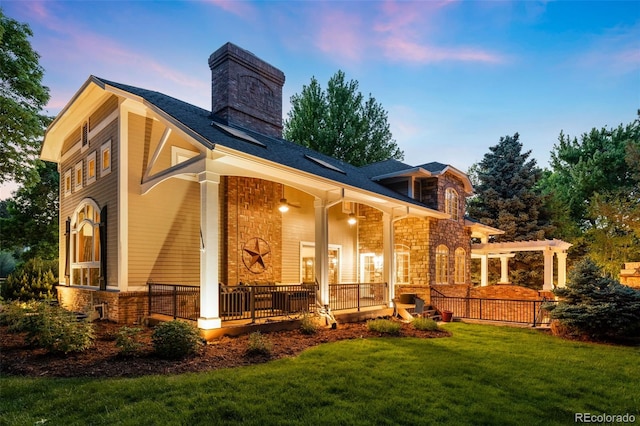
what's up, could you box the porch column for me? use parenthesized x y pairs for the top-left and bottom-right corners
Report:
(382, 212), (394, 306)
(543, 247), (554, 290)
(198, 170), (221, 330)
(557, 251), (568, 288)
(314, 198), (329, 306)
(498, 254), (514, 284)
(480, 235), (489, 287)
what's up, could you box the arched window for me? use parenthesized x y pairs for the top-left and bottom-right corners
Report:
(454, 248), (466, 284)
(71, 199), (101, 287)
(394, 244), (410, 284)
(435, 245), (449, 284)
(445, 188), (459, 220)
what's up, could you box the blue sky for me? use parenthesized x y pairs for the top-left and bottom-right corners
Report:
(2, 0), (638, 197)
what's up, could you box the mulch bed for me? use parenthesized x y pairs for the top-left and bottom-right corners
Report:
(0, 320), (451, 378)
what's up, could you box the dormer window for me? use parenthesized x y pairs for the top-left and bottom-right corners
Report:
(445, 188), (459, 220)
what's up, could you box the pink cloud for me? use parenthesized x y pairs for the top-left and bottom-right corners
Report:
(315, 10), (368, 62)
(205, 0), (258, 20)
(380, 37), (504, 64)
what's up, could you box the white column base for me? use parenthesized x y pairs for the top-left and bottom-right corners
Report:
(198, 317), (222, 330)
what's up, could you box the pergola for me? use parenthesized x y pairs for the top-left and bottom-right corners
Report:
(471, 239), (573, 290)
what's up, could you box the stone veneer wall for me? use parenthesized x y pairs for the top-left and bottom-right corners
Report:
(57, 286), (148, 324)
(222, 176), (283, 285)
(395, 217), (431, 284)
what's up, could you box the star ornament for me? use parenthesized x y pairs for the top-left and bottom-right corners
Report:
(242, 237), (271, 273)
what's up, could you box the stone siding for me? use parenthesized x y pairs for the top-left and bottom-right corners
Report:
(57, 286), (148, 324)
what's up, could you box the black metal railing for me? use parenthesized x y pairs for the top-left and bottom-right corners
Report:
(148, 283), (200, 321)
(219, 283), (318, 322)
(329, 282), (388, 311)
(430, 288), (557, 326)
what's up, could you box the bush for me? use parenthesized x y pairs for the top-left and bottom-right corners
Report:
(151, 320), (202, 359)
(2, 257), (58, 301)
(367, 318), (402, 335)
(4, 300), (95, 353)
(246, 331), (273, 356)
(547, 258), (640, 341)
(0, 251), (17, 277)
(411, 317), (439, 331)
(300, 312), (319, 335)
(115, 326), (145, 356)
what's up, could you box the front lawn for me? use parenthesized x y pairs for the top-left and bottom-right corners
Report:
(1, 322), (638, 425)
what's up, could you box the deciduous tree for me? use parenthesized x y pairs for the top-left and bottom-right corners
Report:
(283, 70), (403, 167)
(0, 9), (51, 185)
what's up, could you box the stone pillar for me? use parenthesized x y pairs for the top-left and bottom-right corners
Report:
(543, 248), (554, 290)
(314, 198), (329, 306)
(557, 251), (568, 288)
(198, 170), (222, 330)
(382, 212), (394, 306)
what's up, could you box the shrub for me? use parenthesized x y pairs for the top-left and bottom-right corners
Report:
(547, 258), (640, 341)
(2, 257), (58, 301)
(300, 312), (319, 335)
(0, 251), (17, 277)
(18, 301), (95, 353)
(246, 331), (273, 356)
(411, 317), (439, 331)
(115, 326), (144, 355)
(0, 300), (39, 331)
(367, 318), (402, 335)
(151, 320), (202, 359)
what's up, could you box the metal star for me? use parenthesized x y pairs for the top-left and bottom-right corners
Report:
(242, 238), (270, 272)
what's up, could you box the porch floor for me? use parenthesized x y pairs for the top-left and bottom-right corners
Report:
(149, 305), (391, 341)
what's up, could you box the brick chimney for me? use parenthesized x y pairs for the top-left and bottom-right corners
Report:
(208, 43), (285, 138)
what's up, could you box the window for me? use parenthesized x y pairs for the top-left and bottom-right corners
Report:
(299, 242), (341, 284)
(360, 253), (383, 283)
(454, 248), (466, 284)
(394, 244), (410, 284)
(100, 140), (111, 175)
(64, 169), (72, 197)
(445, 188), (459, 220)
(435, 245), (449, 284)
(74, 161), (83, 191)
(71, 200), (101, 287)
(87, 151), (96, 185)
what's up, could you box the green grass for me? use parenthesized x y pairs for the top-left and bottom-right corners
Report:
(1, 322), (639, 425)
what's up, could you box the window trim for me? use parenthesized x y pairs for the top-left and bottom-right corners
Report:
(100, 140), (112, 176)
(70, 199), (101, 288)
(454, 247), (466, 284)
(435, 244), (449, 284)
(74, 161), (83, 191)
(86, 151), (97, 185)
(445, 187), (459, 220)
(64, 169), (72, 197)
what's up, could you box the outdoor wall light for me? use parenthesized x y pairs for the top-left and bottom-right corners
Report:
(347, 213), (357, 225)
(278, 198), (289, 213)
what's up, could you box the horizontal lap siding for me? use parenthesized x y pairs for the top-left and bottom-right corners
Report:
(127, 113), (200, 287)
(59, 116), (119, 288)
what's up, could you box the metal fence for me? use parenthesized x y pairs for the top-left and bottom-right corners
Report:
(148, 283), (200, 321)
(329, 282), (388, 311)
(430, 288), (557, 326)
(219, 284), (318, 322)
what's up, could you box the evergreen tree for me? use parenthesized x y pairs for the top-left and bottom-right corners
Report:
(283, 70), (403, 167)
(467, 133), (554, 288)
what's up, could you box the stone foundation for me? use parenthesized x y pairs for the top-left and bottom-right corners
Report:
(56, 286), (149, 324)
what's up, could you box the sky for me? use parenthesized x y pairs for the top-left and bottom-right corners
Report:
(1, 0), (639, 199)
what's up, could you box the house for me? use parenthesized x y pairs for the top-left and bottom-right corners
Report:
(41, 42), (551, 329)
